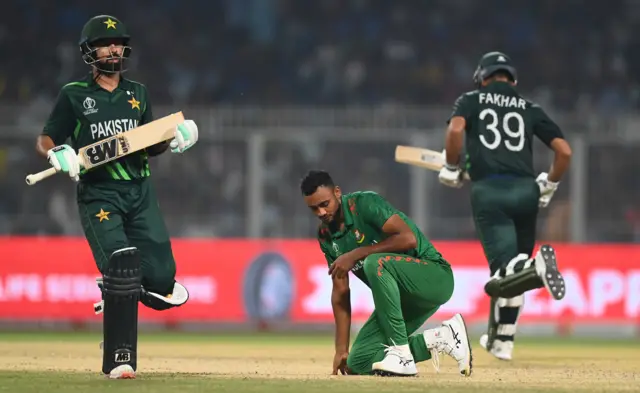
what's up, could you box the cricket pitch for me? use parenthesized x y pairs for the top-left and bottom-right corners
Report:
(0, 332), (637, 393)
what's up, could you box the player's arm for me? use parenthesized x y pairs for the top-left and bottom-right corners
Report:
(547, 139), (571, 182)
(331, 271), (351, 369)
(320, 241), (351, 375)
(444, 94), (471, 167)
(532, 105), (571, 207)
(347, 195), (417, 262)
(36, 89), (81, 180)
(445, 118), (466, 167)
(36, 89), (75, 158)
(439, 94), (472, 187)
(35, 135), (56, 158)
(533, 106), (572, 182)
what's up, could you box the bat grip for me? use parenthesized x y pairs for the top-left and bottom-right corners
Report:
(25, 167), (58, 186)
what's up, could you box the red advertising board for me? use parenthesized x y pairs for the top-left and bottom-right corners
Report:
(1, 237), (639, 325)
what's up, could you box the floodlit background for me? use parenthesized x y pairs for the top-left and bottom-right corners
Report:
(0, 0), (638, 342)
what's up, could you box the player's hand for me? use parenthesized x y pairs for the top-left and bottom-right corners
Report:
(332, 351), (349, 375)
(47, 144), (80, 182)
(536, 172), (558, 208)
(329, 252), (358, 279)
(438, 163), (464, 188)
(170, 119), (198, 153)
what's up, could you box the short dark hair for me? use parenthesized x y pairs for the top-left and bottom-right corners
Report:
(300, 170), (334, 196)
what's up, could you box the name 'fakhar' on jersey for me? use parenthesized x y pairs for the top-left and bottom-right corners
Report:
(479, 93), (526, 109)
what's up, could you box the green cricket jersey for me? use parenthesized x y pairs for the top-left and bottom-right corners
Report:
(317, 191), (448, 286)
(42, 72), (155, 182)
(449, 81), (564, 181)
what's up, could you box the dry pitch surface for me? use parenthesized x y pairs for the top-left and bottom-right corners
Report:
(0, 332), (637, 393)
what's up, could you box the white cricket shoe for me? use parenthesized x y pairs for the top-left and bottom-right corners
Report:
(108, 364), (136, 379)
(423, 313), (473, 376)
(372, 343), (418, 376)
(479, 334), (513, 361)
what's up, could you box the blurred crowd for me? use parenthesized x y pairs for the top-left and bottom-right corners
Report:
(3, 0), (640, 111)
(1, 0), (639, 243)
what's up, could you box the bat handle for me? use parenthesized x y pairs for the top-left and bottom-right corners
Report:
(25, 167), (58, 186)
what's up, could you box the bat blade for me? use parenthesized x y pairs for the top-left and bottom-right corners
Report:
(394, 145), (470, 180)
(394, 145), (445, 171)
(79, 112), (184, 170)
(25, 111), (185, 185)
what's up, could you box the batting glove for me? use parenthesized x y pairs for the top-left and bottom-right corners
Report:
(47, 144), (80, 182)
(536, 172), (558, 208)
(170, 119), (199, 153)
(438, 163), (464, 188)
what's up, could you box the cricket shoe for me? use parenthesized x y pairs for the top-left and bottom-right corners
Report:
(535, 244), (566, 301)
(479, 334), (513, 361)
(372, 342), (418, 377)
(423, 313), (473, 376)
(108, 364), (136, 379)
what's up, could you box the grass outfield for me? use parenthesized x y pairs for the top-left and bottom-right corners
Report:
(0, 331), (637, 393)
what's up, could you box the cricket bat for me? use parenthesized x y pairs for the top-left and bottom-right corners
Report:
(25, 111), (185, 186)
(394, 145), (470, 180)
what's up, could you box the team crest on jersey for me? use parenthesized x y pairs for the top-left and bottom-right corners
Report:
(83, 97), (98, 116)
(354, 229), (365, 244)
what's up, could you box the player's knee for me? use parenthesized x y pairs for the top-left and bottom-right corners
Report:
(142, 266), (175, 295)
(137, 243), (176, 294)
(362, 254), (385, 279)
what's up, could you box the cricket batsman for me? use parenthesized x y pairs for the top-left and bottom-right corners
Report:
(301, 170), (472, 377)
(438, 51), (572, 360)
(34, 15), (198, 379)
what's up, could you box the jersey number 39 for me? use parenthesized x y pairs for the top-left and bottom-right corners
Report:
(478, 108), (525, 152)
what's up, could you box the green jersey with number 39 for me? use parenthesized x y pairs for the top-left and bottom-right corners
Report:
(448, 81), (563, 181)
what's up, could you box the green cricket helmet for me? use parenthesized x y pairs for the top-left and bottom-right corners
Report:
(472, 51), (518, 87)
(79, 15), (132, 74)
